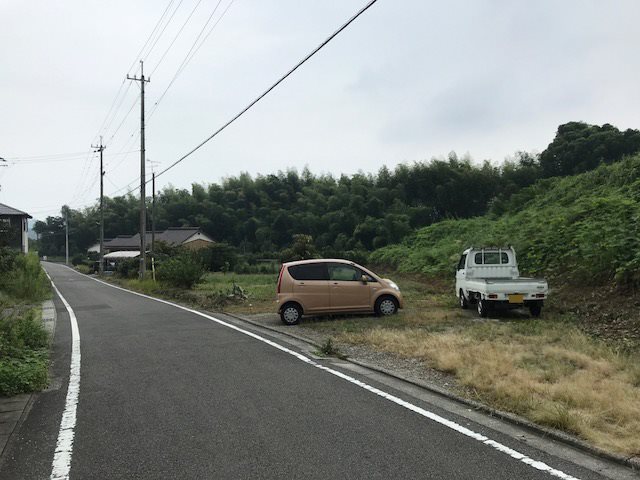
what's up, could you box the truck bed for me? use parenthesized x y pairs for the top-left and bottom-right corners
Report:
(463, 277), (548, 295)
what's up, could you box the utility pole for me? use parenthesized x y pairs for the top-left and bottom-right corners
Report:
(64, 208), (69, 266)
(127, 61), (150, 280)
(91, 137), (106, 275)
(151, 171), (156, 256)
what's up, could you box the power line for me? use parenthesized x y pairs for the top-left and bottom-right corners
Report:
(100, 82), (135, 139)
(148, 0), (229, 120)
(68, 0), (380, 206)
(126, 0), (176, 75)
(152, 0), (379, 183)
(107, 96), (139, 146)
(143, 0), (184, 64)
(92, 0), (177, 147)
(6, 150), (139, 165)
(149, 0), (200, 78)
(5, 151), (88, 160)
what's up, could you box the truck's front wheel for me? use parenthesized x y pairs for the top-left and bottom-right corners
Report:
(459, 290), (468, 309)
(477, 299), (490, 318)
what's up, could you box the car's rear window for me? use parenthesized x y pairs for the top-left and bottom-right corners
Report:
(474, 252), (509, 265)
(288, 263), (329, 280)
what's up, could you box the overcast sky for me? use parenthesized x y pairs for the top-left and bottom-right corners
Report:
(2, 0), (640, 220)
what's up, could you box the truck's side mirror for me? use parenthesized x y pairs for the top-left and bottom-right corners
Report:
(361, 274), (368, 284)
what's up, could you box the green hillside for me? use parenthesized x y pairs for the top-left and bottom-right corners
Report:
(371, 155), (640, 288)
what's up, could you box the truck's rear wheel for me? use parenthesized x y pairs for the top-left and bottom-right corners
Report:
(477, 299), (490, 318)
(459, 290), (468, 309)
(529, 304), (542, 317)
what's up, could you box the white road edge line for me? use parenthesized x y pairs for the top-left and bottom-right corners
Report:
(44, 270), (81, 480)
(55, 265), (581, 480)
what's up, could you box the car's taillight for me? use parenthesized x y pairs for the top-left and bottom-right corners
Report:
(277, 266), (284, 294)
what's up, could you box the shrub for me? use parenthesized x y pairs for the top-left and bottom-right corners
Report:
(75, 264), (91, 274)
(195, 243), (239, 272)
(157, 254), (205, 289)
(0, 247), (18, 274)
(0, 352), (48, 396)
(0, 308), (49, 396)
(0, 309), (49, 354)
(1, 253), (51, 302)
(116, 258), (139, 279)
(71, 253), (86, 266)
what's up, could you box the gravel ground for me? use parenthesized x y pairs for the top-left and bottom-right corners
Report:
(240, 312), (469, 396)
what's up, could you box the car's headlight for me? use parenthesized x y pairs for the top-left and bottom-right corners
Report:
(388, 281), (400, 291)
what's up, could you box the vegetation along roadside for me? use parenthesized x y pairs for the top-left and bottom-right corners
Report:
(0, 249), (51, 396)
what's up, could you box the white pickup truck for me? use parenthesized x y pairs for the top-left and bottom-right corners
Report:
(455, 247), (548, 317)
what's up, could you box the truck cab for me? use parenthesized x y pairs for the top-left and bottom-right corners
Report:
(455, 247), (548, 317)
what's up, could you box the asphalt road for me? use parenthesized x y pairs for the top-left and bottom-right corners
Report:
(0, 263), (630, 479)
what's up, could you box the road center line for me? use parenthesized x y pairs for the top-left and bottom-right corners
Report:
(45, 271), (81, 480)
(62, 266), (580, 480)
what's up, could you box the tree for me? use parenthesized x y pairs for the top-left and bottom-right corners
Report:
(280, 234), (317, 262)
(539, 122), (640, 177)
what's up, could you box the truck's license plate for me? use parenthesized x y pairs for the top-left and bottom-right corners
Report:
(508, 294), (524, 304)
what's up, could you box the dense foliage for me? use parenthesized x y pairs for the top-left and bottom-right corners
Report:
(371, 155), (640, 287)
(31, 122), (640, 265)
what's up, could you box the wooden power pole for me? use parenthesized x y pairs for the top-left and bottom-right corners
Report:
(91, 137), (106, 275)
(64, 208), (69, 266)
(127, 61), (150, 280)
(151, 171), (156, 256)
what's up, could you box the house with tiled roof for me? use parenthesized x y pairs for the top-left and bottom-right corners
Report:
(0, 202), (31, 254)
(102, 227), (213, 254)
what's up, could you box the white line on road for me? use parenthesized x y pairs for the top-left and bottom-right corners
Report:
(59, 266), (580, 480)
(45, 271), (81, 480)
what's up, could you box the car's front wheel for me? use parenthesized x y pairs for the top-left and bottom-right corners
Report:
(375, 296), (398, 316)
(280, 303), (302, 325)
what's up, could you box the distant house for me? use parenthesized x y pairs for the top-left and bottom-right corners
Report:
(0, 202), (31, 254)
(101, 227), (214, 254)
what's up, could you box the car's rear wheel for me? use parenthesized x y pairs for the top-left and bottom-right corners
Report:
(477, 299), (490, 318)
(280, 303), (302, 325)
(375, 296), (398, 316)
(459, 290), (468, 309)
(529, 304), (542, 317)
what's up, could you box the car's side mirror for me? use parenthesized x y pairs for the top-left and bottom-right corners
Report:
(361, 274), (368, 284)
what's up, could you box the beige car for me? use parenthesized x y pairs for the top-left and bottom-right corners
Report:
(276, 259), (403, 325)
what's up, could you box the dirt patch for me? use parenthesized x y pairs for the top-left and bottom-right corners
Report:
(548, 283), (640, 350)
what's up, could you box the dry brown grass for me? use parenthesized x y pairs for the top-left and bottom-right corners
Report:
(300, 273), (640, 455)
(338, 322), (640, 456)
